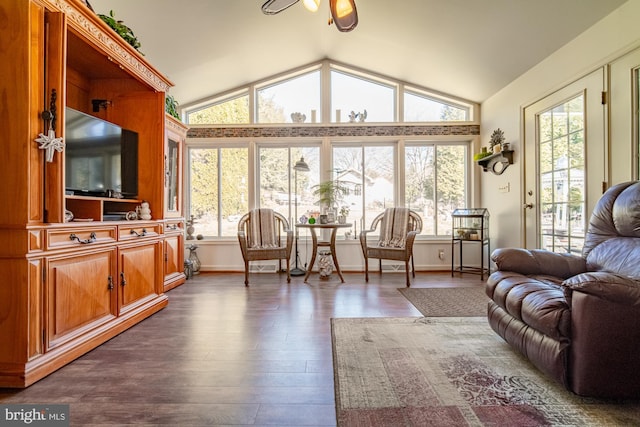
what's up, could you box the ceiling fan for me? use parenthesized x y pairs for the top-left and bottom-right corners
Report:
(261, 0), (358, 32)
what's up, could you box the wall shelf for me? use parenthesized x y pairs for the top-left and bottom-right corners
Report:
(476, 149), (514, 175)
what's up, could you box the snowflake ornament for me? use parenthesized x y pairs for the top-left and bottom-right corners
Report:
(35, 127), (65, 162)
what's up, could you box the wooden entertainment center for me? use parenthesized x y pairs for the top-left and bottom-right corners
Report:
(0, 0), (187, 387)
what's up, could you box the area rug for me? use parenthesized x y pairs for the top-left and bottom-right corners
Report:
(332, 317), (640, 426)
(398, 286), (488, 317)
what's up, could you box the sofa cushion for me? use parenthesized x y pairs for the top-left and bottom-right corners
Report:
(585, 237), (640, 280)
(487, 271), (571, 340)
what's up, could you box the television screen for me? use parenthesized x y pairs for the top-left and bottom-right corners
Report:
(65, 107), (138, 198)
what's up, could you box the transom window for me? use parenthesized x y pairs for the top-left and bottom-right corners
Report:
(330, 69), (395, 123)
(257, 71), (321, 124)
(183, 60), (475, 125)
(187, 91), (249, 125)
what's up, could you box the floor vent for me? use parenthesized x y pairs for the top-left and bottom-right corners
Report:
(380, 264), (406, 272)
(249, 264), (278, 273)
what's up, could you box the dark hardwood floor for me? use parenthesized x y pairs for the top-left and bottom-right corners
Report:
(0, 271), (485, 426)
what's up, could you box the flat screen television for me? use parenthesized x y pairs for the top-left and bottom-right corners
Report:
(65, 107), (138, 198)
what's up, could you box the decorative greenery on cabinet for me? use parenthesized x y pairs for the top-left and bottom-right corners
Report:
(98, 10), (143, 54)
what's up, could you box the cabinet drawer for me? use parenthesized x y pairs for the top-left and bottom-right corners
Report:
(118, 223), (161, 241)
(163, 220), (184, 234)
(47, 226), (117, 250)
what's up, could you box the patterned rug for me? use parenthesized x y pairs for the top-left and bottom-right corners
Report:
(332, 317), (640, 426)
(398, 286), (488, 317)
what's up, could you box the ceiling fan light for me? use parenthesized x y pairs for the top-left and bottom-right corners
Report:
(302, 0), (321, 13)
(334, 0), (352, 18)
(330, 0), (358, 32)
(262, 0), (300, 15)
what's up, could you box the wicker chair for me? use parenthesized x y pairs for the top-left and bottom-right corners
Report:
(237, 209), (293, 286)
(359, 208), (423, 287)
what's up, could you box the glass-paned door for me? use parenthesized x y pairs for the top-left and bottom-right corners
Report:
(538, 96), (586, 254)
(524, 68), (605, 251)
(610, 47), (640, 182)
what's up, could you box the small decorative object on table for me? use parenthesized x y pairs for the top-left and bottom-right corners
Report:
(326, 211), (335, 223)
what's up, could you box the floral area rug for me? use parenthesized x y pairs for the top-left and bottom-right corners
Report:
(397, 287), (488, 317)
(332, 317), (640, 426)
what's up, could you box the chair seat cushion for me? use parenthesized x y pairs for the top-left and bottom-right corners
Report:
(365, 245), (408, 260)
(487, 271), (571, 340)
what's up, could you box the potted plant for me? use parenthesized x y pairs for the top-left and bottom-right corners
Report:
(98, 10), (143, 54)
(312, 179), (348, 219)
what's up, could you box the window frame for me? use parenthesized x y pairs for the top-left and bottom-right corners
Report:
(182, 59), (478, 125)
(184, 137), (473, 240)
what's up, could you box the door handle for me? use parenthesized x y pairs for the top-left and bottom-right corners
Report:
(523, 203), (533, 210)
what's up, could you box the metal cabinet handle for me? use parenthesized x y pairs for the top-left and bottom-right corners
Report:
(130, 228), (147, 237)
(69, 232), (97, 244)
(108, 275), (114, 291)
(120, 271), (127, 287)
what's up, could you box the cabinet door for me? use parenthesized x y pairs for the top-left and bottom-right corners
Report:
(118, 242), (162, 315)
(164, 115), (188, 218)
(164, 234), (185, 290)
(46, 249), (118, 350)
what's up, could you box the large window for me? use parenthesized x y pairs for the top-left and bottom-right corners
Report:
(258, 145), (321, 223)
(188, 146), (248, 237)
(332, 144), (395, 228)
(187, 140), (469, 239)
(405, 143), (467, 236)
(184, 61), (474, 239)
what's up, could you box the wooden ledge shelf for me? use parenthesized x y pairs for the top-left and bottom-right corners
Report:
(476, 149), (514, 175)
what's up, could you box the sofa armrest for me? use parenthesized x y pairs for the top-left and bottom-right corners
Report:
(491, 248), (587, 278)
(562, 272), (640, 306)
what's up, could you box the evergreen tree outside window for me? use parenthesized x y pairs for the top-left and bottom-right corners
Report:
(188, 146), (248, 237)
(405, 143), (467, 236)
(187, 93), (250, 125)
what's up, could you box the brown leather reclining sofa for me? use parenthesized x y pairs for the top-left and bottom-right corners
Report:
(486, 180), (640, 398)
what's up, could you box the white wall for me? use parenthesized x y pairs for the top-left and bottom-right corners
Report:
(480, 0), (640, 250)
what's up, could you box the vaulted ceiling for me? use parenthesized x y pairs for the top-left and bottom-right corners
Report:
(89, 0), (626, 108)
